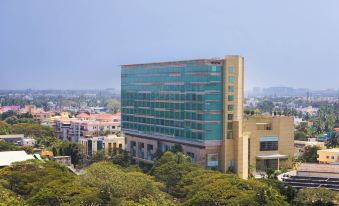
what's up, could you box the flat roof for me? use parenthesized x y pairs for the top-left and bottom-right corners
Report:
(318, 148), (339, 153)
(298, 163), (339, 174)
(0, 151), (34, 166)
(121, 57), (225, 67)
(256, 154), (288, 160)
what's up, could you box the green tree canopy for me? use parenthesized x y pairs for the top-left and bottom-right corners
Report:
(294, 188), (337, 206)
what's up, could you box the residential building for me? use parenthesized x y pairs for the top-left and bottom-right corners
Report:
(317, 148), (339, 164)
(0, 105), (20, 113)
(79, 134), (124, 156)
(69, 120), (120, 142)
(52, 113), (121, 142)
(0, 134), (36, 146)
(53, 118), (73, 141)
(31, 110), (54, 123)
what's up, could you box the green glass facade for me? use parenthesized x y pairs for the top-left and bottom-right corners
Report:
(121, 60), (225, 143)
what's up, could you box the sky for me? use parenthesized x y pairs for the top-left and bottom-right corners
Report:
(0, 0), (339, 91)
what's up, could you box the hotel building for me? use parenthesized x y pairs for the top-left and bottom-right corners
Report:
(121, 55), (293, 179)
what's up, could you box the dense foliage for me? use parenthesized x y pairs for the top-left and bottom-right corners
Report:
(0, 121), (57, 147)
(0, 151), (338, 205)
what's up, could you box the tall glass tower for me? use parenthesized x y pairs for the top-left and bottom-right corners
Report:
(121, 55), (246, 178)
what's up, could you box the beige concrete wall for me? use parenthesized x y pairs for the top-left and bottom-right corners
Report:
(221, 55), (246, 178)
(243, 115), (294, 173)
(317, 150), (339, 163)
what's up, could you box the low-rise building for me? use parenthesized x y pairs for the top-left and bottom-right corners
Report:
(79, 134), (125, 156)
(317, 148), (339, 164)
(52, 156), (72, 166)
(294, 138), (325, 154)
(52, 112), (121, 143)
(32, 110), (54, 123)
(0, 134), (36, 146)
(0, 106), (20, 113)
(243, 115), (294, 174)
(282, 163), (339, 191)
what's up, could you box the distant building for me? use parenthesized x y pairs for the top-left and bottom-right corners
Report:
(0, 134), (36, 146)
(333, 128), (339, 135)
(79, 134), (125, 156)
(294, 138), (325, 154)
(31, 110), (54, 123)
(0, 105), (20, 113)
(318, 148), (339, 164)
(51, 112), (121, 142)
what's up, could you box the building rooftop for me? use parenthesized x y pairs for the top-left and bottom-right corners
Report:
(0, 134), (24, 139)
(0, 151), (34, 167)
(318, 148), (339, 153)
(121, 57), (225, 68)
(298, 163), (339, 174)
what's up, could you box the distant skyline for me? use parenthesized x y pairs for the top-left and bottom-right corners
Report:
(1, 0), (339, 90)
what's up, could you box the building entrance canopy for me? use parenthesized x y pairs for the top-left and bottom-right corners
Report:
(256, 154), (288, 160)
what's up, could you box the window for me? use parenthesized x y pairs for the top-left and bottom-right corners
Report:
(227, 131), (233, 139)
(229, 66), (235, 73)
(259, 136), (278, 151)
(228, 114), (233, 120)
(326, 156), (329, 159)
(228, 95), (234, 101)
(227, 122), (233, 130)
(260, 141), (278, 151)
(207, 154), (218, 167)
(229, 76), (235, 83)
(228, 105), (234, 111)
(228, 85), (235, 92)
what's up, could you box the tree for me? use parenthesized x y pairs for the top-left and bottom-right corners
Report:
(170, 143), (183, 153)
(257, 100), (275, 113)
(106, 99), (121, 113)
(4, 116), (19, 125)
(259, 178), (296, 203)
(294, 188), (336, 206)
(0, 160), (103, 206)
(0, 141), (18, 151)
(111, 148), (131, 168)
(81, 162), (175, 205)
(150, 152), (200, 195)
(295, 131), (308, 141)
(177, 169), (289, 206)
(53, 141), (83, 166)
(299, 145), (320, 163)
(325, 132), (338, 149)
(0, 187), (26, 206)
(0, 121), (12, 135)
(91, 150), (106, 163)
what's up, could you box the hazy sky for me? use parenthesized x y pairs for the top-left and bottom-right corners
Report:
(1, 0), (339, 90)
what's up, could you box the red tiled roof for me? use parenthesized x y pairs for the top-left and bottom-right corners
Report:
(76, 113), (90, 118)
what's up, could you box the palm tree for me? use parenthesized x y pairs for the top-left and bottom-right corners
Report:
(325, 132), (339, 148)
